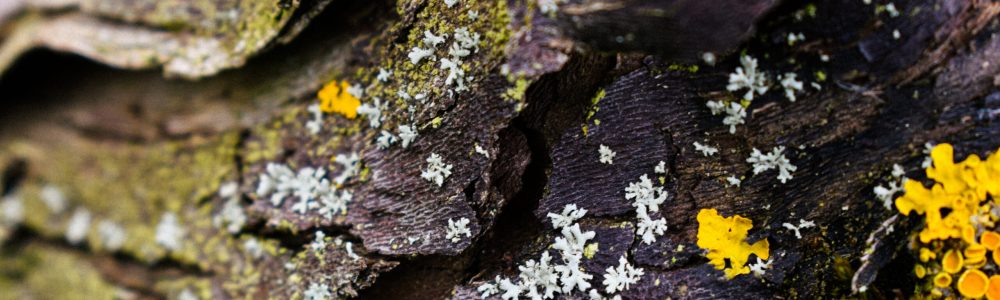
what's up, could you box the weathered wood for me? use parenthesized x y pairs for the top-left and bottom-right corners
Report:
(0, 0), (998, 299)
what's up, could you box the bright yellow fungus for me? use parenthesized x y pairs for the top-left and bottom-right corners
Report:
(935, 273), (953, 288)
(943, 249), (964, 274)
(994, 247), (1000, 266)
(317, 80), (360, 119)
(967, 244), (988, 264)
(983, 232), (1000, 251)
(914, 264), (927, 279)
(987, 275), (1000, 300)
(895, 144), (1000, 243)
(919, 247), (937, 262)
(696, 208), (770, 279)
(959, 269), (990, 298)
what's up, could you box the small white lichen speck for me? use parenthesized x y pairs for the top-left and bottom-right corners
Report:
(155, 212), (185, 251)
(65, 207), (91, 245)
(782, 219), (816, 239)
(97, 220), (126, 251)
(779, 72), (804, 102)
(421, 153), (453, 187)
(303, 282), (332, 300)
(40, 185), (67, 214)
(0, 195), (23, 226)
(446, 217), (472, 243)
(654, 161), (666, 174)
(598, 144), (616, 165)
(747, 146), (797, 183)
(693, 141), (719, 157)
(726, 175), (742, 187)
(747, 257), (772, 277)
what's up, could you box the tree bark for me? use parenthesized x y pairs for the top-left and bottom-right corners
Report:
(0, 0), (998, 299)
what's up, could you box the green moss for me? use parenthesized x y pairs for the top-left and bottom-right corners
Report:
(667, 63), (699, 73)
(0, 244), (119, 300)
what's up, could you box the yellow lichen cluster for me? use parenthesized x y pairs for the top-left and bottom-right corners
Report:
(895, 143), (1000, 298)
(696, 208), (770, 279)
(317, 80), (360, 119)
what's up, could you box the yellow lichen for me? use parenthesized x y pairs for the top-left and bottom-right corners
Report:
(988, 275), (1000, 300)
(696, 208), (770, 279)
(897, 143), (1000, 297)
(943, 249), (964, 274)
(959, 269), (990, 298)
(896, 144), (1000, 243)
(935, 273), (953, 288)
(317, 80), (360, 119)
(915, 264), (927, 279)
(983, 232), (1000, 251)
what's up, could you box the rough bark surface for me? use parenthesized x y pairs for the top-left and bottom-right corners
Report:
(0, 0), (998, 299)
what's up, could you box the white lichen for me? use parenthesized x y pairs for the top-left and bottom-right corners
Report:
(624, 174), (667, 214)
(747, 257), (772, 277)
(726, 55), (769, 100)
(377, 131), (397, 149)
(475, 143), (490, 158)
(244, 237), (265, 259)
(885, 3), (900, 17)
(305, 104), (324, 134)
(693, 141), (719, 157)
(40, 185), (67, 214)
(722, 102), (747, 134)
(333, 152), (361, 185)
(446, 217), (472, 243)
(303, 282), (332, 300)
(779, 72), (804, 102)
(213, 181), (246, 233)
(701, 52), (717, 66)
(598, 144), (616, 165)
(155, 212), (185, 251)
(477, 276), (501, 298)
(787, 32), (806, 46)
(407, 47), (435, 65)
(65, 207), (91, 245)
(376, 68), (392, 82)
(922, 142), (935, 168)
(356, 97), (384, 128)
(345, 241), (360, 261)
(547, 204), (587, 230)
(0, 195), (23, 226)
(518, 252), (560, 299)
(782, 218), (816, 239)
(97, 220), (126, 251)
(421, 153), (454, 187)
(654, 161), (666, 174)
(726, 175), (742, 187)
(347, 84), (365, 99)
(444, 0), (459, 8)
(602, 256), (644, 293)
(398, 125), (419, 148)
(746, 146), (797, 183)
(553, 224), (596, 293)
(423, 30), (447, 47)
